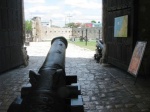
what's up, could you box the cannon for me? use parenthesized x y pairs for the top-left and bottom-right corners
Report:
(94, 39), (103, 63)
(7, 36), (84, 112)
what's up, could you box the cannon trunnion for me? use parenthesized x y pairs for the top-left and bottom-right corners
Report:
(7, 37), (84, 112)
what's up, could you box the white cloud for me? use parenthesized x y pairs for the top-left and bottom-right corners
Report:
(64, 0), (102, 9)
(51, 14), (64, 18)
(24, 0), (46, 3)
(71, 15), (102, 23)
(24, 0), (102, 27)
(26, 6), (59, 13)
(25, 5), (60, 20)
(65, 10), (82, 17)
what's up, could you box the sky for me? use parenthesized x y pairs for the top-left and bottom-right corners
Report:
(24, 0), (102, 27)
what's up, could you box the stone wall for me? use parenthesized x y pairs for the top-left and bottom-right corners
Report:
(41, 27), (102, 41)
(72, 27), (102, 40)
(31, 17), (42, 42)
(31, 17), (102, 41)
(41, 27), (72, 41)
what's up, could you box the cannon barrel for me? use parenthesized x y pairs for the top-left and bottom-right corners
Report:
(40, 36), (68, 71)
(94, 39), (103, 62)
(36, 36), (68, 90)
(7, 36), (84, 112)
(96, 39), (103, 50)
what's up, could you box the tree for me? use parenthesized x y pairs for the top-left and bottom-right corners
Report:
(66, 22), (82, 28)
(25, 20), (32, 31)
(91, 20), (96, 23)
(66, 22), (74, 28)
(74, 22), (82, 28)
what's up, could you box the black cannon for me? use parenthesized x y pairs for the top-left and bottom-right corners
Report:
(7, 36), (84, 112)
(94, 39), (103, 63)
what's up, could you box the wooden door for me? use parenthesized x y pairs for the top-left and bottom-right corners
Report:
(0, 0), (24, 72)
(105, 0), (136, 70)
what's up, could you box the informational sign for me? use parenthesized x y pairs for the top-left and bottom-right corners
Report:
(128, 41), (147, 76)
(114, 15), (128, 37)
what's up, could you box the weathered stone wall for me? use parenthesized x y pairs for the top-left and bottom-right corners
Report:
(31, 17), (102, 41)
(72, 27), (102, 40)
(31, 17), (42, 42)
(41, 27), (72, 40)
(40, 27), (102, 41)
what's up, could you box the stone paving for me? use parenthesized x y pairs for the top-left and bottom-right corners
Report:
(0, 42), (150, 112)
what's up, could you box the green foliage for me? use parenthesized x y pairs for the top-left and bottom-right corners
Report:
(66, 22), (74, 28)
(91, 20), (96, 23)
(66, 22), (82, 28)
(69, 39), (96, 51)
(25, 20), (32, 31)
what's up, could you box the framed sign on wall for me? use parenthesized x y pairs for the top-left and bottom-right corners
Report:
(128, 41), (147, 77)
(114, 15), (128, 37)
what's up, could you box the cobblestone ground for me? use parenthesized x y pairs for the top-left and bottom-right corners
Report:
(0, 42), (150, 112)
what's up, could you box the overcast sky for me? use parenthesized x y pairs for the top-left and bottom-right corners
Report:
(24, 0), (102, 27)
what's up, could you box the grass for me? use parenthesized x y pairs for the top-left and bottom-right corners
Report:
(69, 39), (96, 51)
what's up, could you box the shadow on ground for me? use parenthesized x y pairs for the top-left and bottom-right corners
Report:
(0, 56), (150, 112)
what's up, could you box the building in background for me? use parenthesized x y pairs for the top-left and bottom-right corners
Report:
(84, 23), (93, 28)
(92, 23), (102, 27)
(30, 17), (102, 41)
